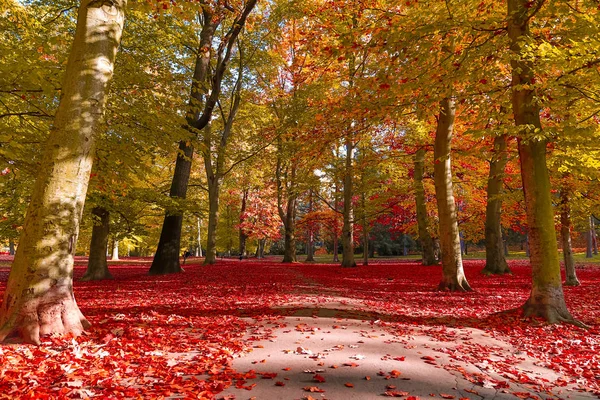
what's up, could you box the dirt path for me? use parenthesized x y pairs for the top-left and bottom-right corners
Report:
(218, 294), (594, 400)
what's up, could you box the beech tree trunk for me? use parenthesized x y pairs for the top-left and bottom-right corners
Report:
(196, 217), (203, 257)
(508, 0), (576, 323)
(483, 134), (510, 275)
(82, 207), (112, 281)
(341, 136), (356, 267)
(204, 176), (221, 264)
(0, 0), (126, 344)
(560, 190), (579, 286)
(332, 182), (340, 262)
(111, 239), (119, 261)
(8, 238), (15, 256)
(149, 141), (192, 274)
(414, 148), (438, 265)
(433, 98), (471, 291)
(282, 197), (297, 262)
(305, 190), (315, 262)
(239, 190), (248, 257)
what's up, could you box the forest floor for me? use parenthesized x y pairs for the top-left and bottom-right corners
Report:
(0, 256), (599, 399)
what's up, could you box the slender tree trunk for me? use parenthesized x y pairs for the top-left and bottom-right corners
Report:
(305, 190), (315, 262)
(111, 239), (119, 261)
(508, 0), (577, 324)
(586, 217), (594, 258)
(414, 148), (438, 265)
(362, 192), (368, 266)
(8, 238), (14, 256)
(204, 176), (220, 265)
(149, 141), (192, 275)
(0, 0), (126, 344)
(483, 134), (510, 274)
(196, 217), (203, 257)
(433, 98), (471, 291)
(332, 182), (340, 262)
(341, 136), (356, 267)
(239, 190), (248, 257)
(560, 190), (579, 286)
(592, 217), (598, 255)
(150, 13), (217, 274)
(82, 207), (112, 281)
(282, 197), (297, 262)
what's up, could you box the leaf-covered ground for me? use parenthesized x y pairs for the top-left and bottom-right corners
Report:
(0, 257), (599, 399)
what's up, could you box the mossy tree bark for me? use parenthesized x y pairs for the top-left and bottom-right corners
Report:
(433, 98), (472, 291)
(0, 0), (126, 344)
(413, 148), (438, 266)
(483, 134), (510, 275)
(559, 189), (580, 286)
(508, 0), (578, 324)
(82, 207), (112, 281)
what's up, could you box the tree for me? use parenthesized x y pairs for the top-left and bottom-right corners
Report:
(81, 206), (112, 281)
(0, 0), (126, 344)
(150, 0), (258, 273)
(507, 0), (579, 324)
(414, 147), (438, 266)
(434, 98), (472, 291)
(483, 134), (511, 275)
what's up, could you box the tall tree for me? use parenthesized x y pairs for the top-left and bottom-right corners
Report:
(0, 0), (126, 344)
(82, 206), (112, 281)
(482, 134), (510, 275)
(149, 0), (258, 274)
(434, 98), (472, 291)
(414, 147), (438, 266)
(507, 0), (579, 324)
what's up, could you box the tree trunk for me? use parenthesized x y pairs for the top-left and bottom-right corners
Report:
(332, 182), (340, 262)
(239, 189), (248, 257)
(592, 217), (598, 255)
(508, 0), (576, 324)
(196, 217), (203, 257)
(149, 141), (192, 275)
(82, 207), (112, 281)
(305, 190), (315, 262)
(204, 176), (220, 265)
(341, 136), (356, 267)
(586, 217), (594, 257)
(433, 98), (471, 291)
(282, 197), (297, 262)
(0, 0), (126, 344)
(414, 148), (438, 265)
(483, 134), (510, 275)
(111, 239), (119, 261)
(560, 190), (579, 286)
(8, 238), (15, 256)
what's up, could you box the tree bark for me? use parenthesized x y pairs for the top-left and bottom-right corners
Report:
(433, 98), (471, 291)
(149, 141), (192, 274)
(305, 190), (315, 262)
(204, 174), (221, 264)
(362, 192), (368, 266)
(332, 181), (340, 262)
(196, 217), (203, 257)
(483, 134), (510, 275)
(282, 197), (297, 262)
(8, 238), (15, 256)
(508, 0), (577, 323)
(239, 189), (248, 257)
(0, 0), (126, 344)
(82, 207), (112, 281)
(341, 136), (356, 267)
(414, 148), (438, 265)
(111, 239), (119, 261)
(560, 189), (579, 286)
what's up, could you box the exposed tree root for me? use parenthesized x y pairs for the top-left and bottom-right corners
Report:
(81, 270), (113, 281)
(437, 279), (473, 292)
(564, 278), (580, 287)
(481, 265), (512, 276)
(0, 290), (91, 345)
(497, 302), (590, 329)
